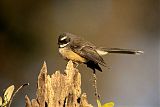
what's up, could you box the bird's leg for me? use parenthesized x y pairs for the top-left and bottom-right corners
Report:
(92, 71), (100, 100)
(73, 62), (79, 68)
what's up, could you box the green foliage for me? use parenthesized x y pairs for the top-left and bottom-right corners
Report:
(0, 83), (29, 107)
(97, 99), (114, 107)
(0, 96), (2, 106)
(0, 85), (15, 107)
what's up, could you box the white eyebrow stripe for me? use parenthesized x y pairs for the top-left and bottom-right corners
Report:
(60, 36), (67, 41)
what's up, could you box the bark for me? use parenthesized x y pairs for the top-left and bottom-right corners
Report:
(25, 61), (93, 107)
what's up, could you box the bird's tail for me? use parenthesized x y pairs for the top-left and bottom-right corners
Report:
(97, 48), (144, 55)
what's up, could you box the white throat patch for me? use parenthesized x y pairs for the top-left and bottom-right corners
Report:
(59, 42), (69, 48)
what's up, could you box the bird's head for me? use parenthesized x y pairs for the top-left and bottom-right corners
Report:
(58, 33), (71, 48)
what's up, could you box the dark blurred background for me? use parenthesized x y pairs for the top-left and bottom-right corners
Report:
(0, 0), (159, 107)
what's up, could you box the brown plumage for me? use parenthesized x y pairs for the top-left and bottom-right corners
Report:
(58, 32), (143, 73)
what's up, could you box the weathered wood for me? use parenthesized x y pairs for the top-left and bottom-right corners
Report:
(25, 61), (93, 107)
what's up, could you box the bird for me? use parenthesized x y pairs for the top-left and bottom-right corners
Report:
(58, 32), (143, 73)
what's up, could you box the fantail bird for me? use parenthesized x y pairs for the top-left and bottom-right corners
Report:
(58, 32), (143, 73)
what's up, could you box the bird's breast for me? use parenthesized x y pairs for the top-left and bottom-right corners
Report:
(59, 47), (87, 63)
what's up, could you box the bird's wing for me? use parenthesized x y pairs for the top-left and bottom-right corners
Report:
(71, 43), (106, 66)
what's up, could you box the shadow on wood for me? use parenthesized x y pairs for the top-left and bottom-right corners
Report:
(25, 61), (93, 107)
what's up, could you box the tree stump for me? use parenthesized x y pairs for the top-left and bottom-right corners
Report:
(25, 61), (93, 107)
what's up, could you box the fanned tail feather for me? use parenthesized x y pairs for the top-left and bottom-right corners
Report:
(98, 48), (144, 55)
